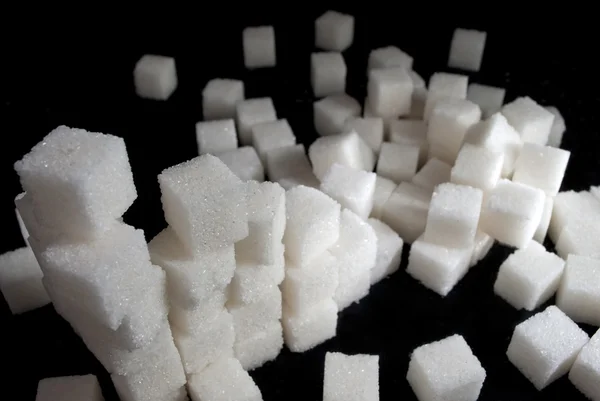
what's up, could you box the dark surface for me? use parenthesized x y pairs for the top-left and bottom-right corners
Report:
(1, 10), (598, 401)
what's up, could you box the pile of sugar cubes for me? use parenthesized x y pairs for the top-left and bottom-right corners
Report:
(2, 9), (600, 401)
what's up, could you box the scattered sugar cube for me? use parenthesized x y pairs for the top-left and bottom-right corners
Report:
(315, 10), (354, 52)
(534, 196), (553, 243)
(407, 334), (486, 401)
(323, 352), (379, 401)
(450, 143), (504, 192)
(133, 54), (178, 100)
(424, 72), (468, 121)
(236, 97), (277, 146)
(202, 78), (245, 120)
(14, 126), (137, 241)
(282, 298), (338, 352)
(470, 231), (494, 266)
(284, 186), (341, 266)
(409, 71), (427, 118)
(569, 329), (600, 401)
(507, 305), (590, 390)
(367, 67), (413, 118)
(368, 46), (413, 72)
(229, 249), (285, 305)
(344, 117), (384, 154)
(266, 144), (319, 189)
(368, 218), (403, 284)
(196, 119), (238, 155)
(187, 357), (263, 401)
(251, 119), (297, 164)
(381, 182), (432, 243)
(314, 94), (362, 137)
(309, 131), (375, 179)
(448, 28), (487, 72)
(467, 83), (505, 118)
(376, 142), (419, 183)
(424, 183), (483, 248)
(158, 154), (248, 253)
(311, 52), (347, 97)
(501, 96), (555, 145)
(546, 106), (566, 148)
(411, 158), (452, 191)
(480, 179), (545, 248)
(243, 26), (276, 69)
(36, 375), (104, 401)
(370, 176), (396, 219)
(494, 241), (565, 311)
(512, 143), (571, 196)
(556, 254), (600, 326)
(320, 163), (377, 219)
(0, 247), (49, 314)
(216, 146), (265, 182)
(388, 119), (428, 166)
(235, 321), (283, 370)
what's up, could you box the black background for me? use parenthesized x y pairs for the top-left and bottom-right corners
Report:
(1, 8), (598, 401)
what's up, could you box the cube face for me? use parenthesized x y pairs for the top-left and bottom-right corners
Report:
(389, 119), (428, 159)
(320, 163), (377, 219)
(314, 94), (362, 137)
(344, 117), (384, 154)
(134, 54), (178, 100)
(323, 352), (379, 401)
(557, 254), (600, 326)
(381, 182), (432, 243)
(236, 97), (277, 146)
(512, 143), (571, 196)
(196, 119), (238, 155)
(376, 143), (420, 183)
(282, 299), (338, 352)
(315, 11), (354, 52)
(569, 330), (600, 401)
(545, 106), (566, 148)
(370, 176), (396, 219)
(368, 218), (404, 284)
(451, 143), (504, 192)
(229, 288), (282, 339)
(202, 78), (245, 120)
(311, 52), (347, 97)
(234, 321), (283, 371)
(187, 357), (262, 401)
(533, 196), (553, 243)
(251, 119), (297, 164)
(501, 96), (555, 145)
(266, 144), (319, 188)
(424, 72), (468, 121)
(36, 375), (103, 401)
(467, 83), (505, 118)
(309, 132), (370, 180)
(243, 26), (276, 69)
(412, 158), (452, 191)
(448, 28), (487, 72)
(216, 146), (265, 182)
(367, 67), (413, 118)
(368, 46), (413, 72)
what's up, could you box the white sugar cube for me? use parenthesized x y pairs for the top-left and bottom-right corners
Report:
(196, 119), (238, 155)
(309, 131), (375, 179)
(368, 46), (413, 72)
(557, 254), (600, 326)
(448, 28), (487, 72)
(323, 352), (379, 401)
(388, 119), (428, 165)
(494, 241), (565, 310)
(229, 250), (285, 305)
(158, 154), (248, 253)
(284, 186), (341, 266)
(235, 321), (283, 370)
(282, 298), (338, 352)
(0, 246), (49, 314)
(546, 106), (566, 148)
(480, 179), (545, 248)
(569, 329), (600, 401)
(266, 144), (319, 189)
(411, 158), (452, 191)
(331, 209), (377, 310)
(424, 183), (483, 248)
(251, 119), (296, 164)
(376, 142), (419, 183)
(187, 357), (262, 401)
(168, 294), (226, 334)
(555, 221), (600, 260)
(470, 231), (494, 266)
(549, 190), (600, 243)
(133, 54), (177, 100)
(202, 78), (245, 120)
(407, 236), (473, 296)
(314, 94), (362, 137)
(450, 143), (504, 192)
(216, 146), (265, 182)
(512, 143), (571, 196)
(344, 117), (384, 154)
(236, 97), (277, 146)
(507, 305), (589, 390)
(36, 375), (104, 401)
(367, 67), (413, 118)
(311, 52), (347, 97)
(315, 10), (354, 51)
(381, 182), (432, 243)
(467, 83), (505, 118)
(424, 72), (468, 121)
(14, 126), (137, 241)
(368, 218), (403, 284)
(282, 250), (339, 313)
(409, 71), (427, 118)
(243, 26), (276, 69)
(320, 163), (377, 219)
(534, 196), (553, 243)
(407, 334), (486, 401)
(501, 96), (555, 145)
(228, 288), (282, 339)
(370, 176), (396, 219)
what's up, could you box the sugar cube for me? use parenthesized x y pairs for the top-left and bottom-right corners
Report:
(470, 231), (494, 266)
(512, 143), (571, 196)
(546, 106), (566, 148)
(236, 97), (277, 146)
(229, 249), (285, 305)
(169, 294), (227, 334)
(411, 158), (452, 191)
(266, 144), (319, 189)
(368, 218), (403, 284)
(448, 28), (487, 72)
(381, 182), (432, 243)
(370, 176), (396, 219)
(368, 46), (413, 72)
(282, 298), (338, 352)
(569, 329), (600, 401)
(133, 54), (178, 100)
(556, 254), (600, 326)
(202, 78), (245, 120)
(534, 196), (553, 243)
(407, 334), (486, 401)
(216, 146), (265, 182)
(501, 96), (555, 145)
(314, 94), (362, 137)
(409, 70), (427, 119)
(188, 357), (262, 401)
(424, 72), (468, 121)
(315, 11), (354, 51)
(228, 288), (282, 339)
(320, 163), (377, 219)
(450, 143), (504, 192)
(311, 52), (347, 97)
(251, 119), (297, 165)
(243, 26), (276, 69)
(196, 119), (238, 155)
(309, 131), (375, 180)
(323, 352), (379, 401)
(235, 321), (284, 370)
(388, 119), (428, 165)
(367, 67), (413, 118)
(467, 83), (505, 118)
(376, 142), (419, 183)
(507, 305), (590, 390)
(555, 221), (600, 260)
(36, 375), (104, 401)
(344, 117), (384, 154)
(549, 190), (600, 243)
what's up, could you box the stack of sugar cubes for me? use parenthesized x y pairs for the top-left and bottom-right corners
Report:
(13, 126), (188, 401)
(148, 154), (263, 399)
